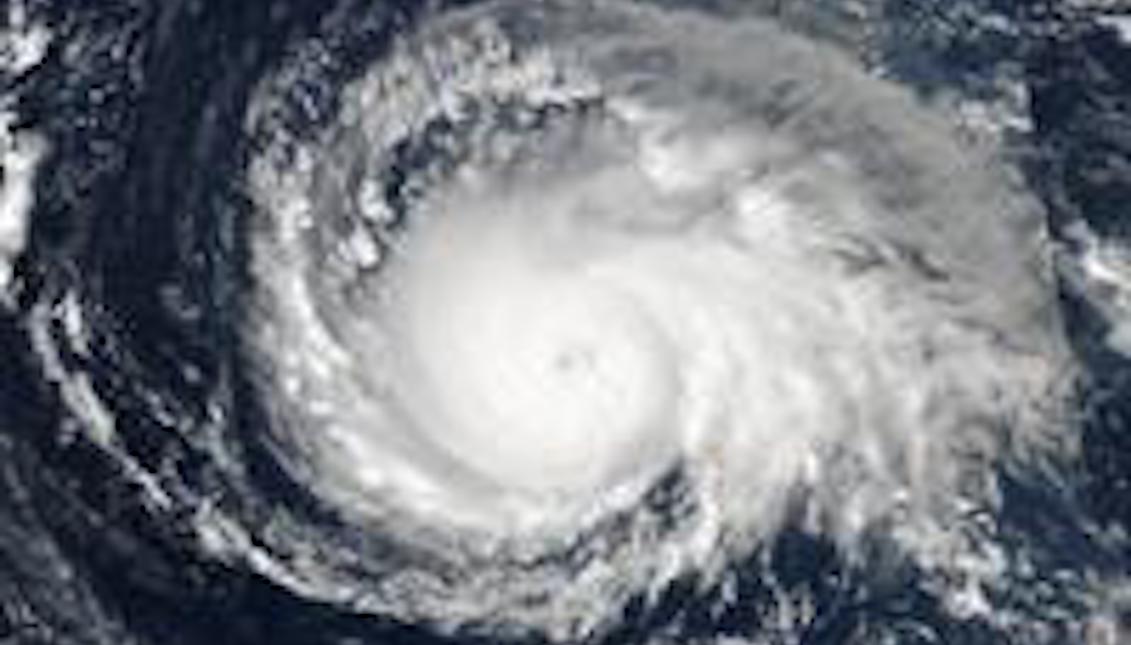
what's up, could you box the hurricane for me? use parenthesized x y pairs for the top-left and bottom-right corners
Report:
(3, 1), (1131, 644)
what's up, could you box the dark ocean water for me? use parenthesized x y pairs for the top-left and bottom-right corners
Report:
(2, 1), (1131, 644)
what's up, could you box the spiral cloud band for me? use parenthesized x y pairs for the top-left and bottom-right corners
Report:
(240, 0), (1073, 636)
